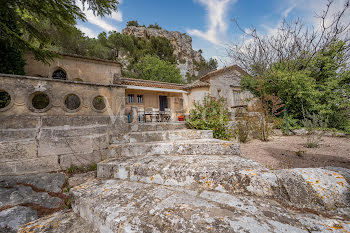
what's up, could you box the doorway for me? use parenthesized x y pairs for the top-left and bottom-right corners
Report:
(159, 95), (168, 111)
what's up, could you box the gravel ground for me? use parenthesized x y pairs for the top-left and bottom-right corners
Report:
(240, 135), (350, 170)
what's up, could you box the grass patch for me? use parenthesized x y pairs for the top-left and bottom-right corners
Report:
(66, 163), (97, 175)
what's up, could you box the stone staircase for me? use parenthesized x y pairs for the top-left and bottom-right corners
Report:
(63, 123), (350, 233)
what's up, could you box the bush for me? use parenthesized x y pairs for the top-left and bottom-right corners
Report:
(148, 23), (162, 29)
(126, 20), (139, 27)
(235, 120), (249, 143)
(186, 95), (232, 140)
(66, 163), (97, 174)
(302, 113), (328, 148)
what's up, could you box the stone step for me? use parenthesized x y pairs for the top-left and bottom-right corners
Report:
(129, 122), (187, 132)
(70, 179), (350, 233)
(97, 155), (265, 192)
(110, 129), (213, 144)
(97, 155), (350, 213)
(107, 139), (240, 158)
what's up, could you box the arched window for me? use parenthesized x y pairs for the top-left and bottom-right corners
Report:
(52, 69), (67, 80)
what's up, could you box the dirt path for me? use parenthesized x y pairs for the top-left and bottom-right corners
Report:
(240, 136), (350, 170)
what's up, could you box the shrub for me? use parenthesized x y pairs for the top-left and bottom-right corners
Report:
(126, 20), (139, 27)
(235, 120), (249, 143)
(148, 23), (162, 29)
(186, 95), (232, 140)
(66, 163), (97, 174)
(302, 113), (328, 148)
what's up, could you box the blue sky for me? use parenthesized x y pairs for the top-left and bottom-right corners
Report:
(77, 0), (349, 67)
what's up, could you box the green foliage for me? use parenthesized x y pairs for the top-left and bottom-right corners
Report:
(187, 95), (232, 140)
(187, 58), (218, 83)
(0, 8), (25, 74)
(1, 0), (119, 63)
(0, 91), (11, 108)
(131, 55), (183, 83)
(235, 120), (249, 143)
(273, 115), (300, 132)
(241, 40), (350, 133)
(126, 20), (140, 27)
(148, 23), (162, 29)
(302, 113), (328, 148)
(66, 163), (97, 174)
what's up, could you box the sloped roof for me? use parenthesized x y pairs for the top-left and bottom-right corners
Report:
(200, 65), (248, 82)
(184, 79), (210, 89)
(121, 78), (185, 90)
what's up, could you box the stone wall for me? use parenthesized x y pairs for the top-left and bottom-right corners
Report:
(186, 87), (209, 110)
(24, 53), (121, 84)
(0, 74), (127, 175)
(0, 74), (125, 116)
(208, 69), (254, 112)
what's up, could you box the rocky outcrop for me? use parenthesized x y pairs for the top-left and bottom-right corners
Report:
(122, 26), (205, 80)
(0, 173), (66, 233)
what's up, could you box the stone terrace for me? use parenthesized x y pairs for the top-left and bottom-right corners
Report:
(20, 122), (350, 233)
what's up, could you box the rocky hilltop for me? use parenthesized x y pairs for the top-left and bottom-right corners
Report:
(122, 26), (205, 80)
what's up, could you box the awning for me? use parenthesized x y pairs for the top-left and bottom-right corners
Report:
(125, 85), (188, 93)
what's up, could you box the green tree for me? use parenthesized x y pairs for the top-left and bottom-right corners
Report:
(132, 55), (183, 83)
(0, 0), (119, 62)
(126, 20), (140, 27)
(148, 36), (175, 63)
(241, 40), (350, 132)
(0, 9), (25, 74)
(187, 58), (218, 83)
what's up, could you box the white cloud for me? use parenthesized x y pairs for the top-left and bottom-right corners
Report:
(110, 11), (123, 22)
(77, 1), (123, 34)
(282, 4), (295, 18)
(76, 25), (98, 38)
(187, 0), (237, 45)
(84, 10), (118, 32)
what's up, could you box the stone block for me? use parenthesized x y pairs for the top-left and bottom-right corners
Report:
(59, 150), (105, 169)
(18, 210), (96, 233)
(109, 139), (240, 157)
(38, 136), (95, 157)
(0, 140), (37, 162)
(274, 168), (350, 210)
(0, 156), (61, 175)
(41, 116), (110, 127)
(122, 129), (213, 143)
(0, 116), (39, 129)
(0, 129), (36, 142)
(173, 140), (240, 155)
(40, 126), (107, 138)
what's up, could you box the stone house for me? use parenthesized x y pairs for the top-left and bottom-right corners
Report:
(0, 53), (252, 175)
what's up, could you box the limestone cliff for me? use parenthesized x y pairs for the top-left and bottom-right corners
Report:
(122, 26), (205, 81)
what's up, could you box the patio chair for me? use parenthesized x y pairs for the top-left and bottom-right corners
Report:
(137, 107), (145, 123)
(162, 108), (171, 122)
(151, 108), (160, 122)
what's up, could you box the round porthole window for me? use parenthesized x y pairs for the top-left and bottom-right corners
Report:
(0, 90), (11, 111)
(31, 92), (50, 111)
(92, 95), (106, 111)
(64, 94), (81, 112)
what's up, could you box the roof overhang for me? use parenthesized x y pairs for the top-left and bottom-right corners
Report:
(125, 85), (188, 93)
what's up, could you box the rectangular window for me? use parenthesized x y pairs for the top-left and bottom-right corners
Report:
(127, 94), (134, 103)
(137, 95), (143, 103)
(233, 91), (241, 106)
